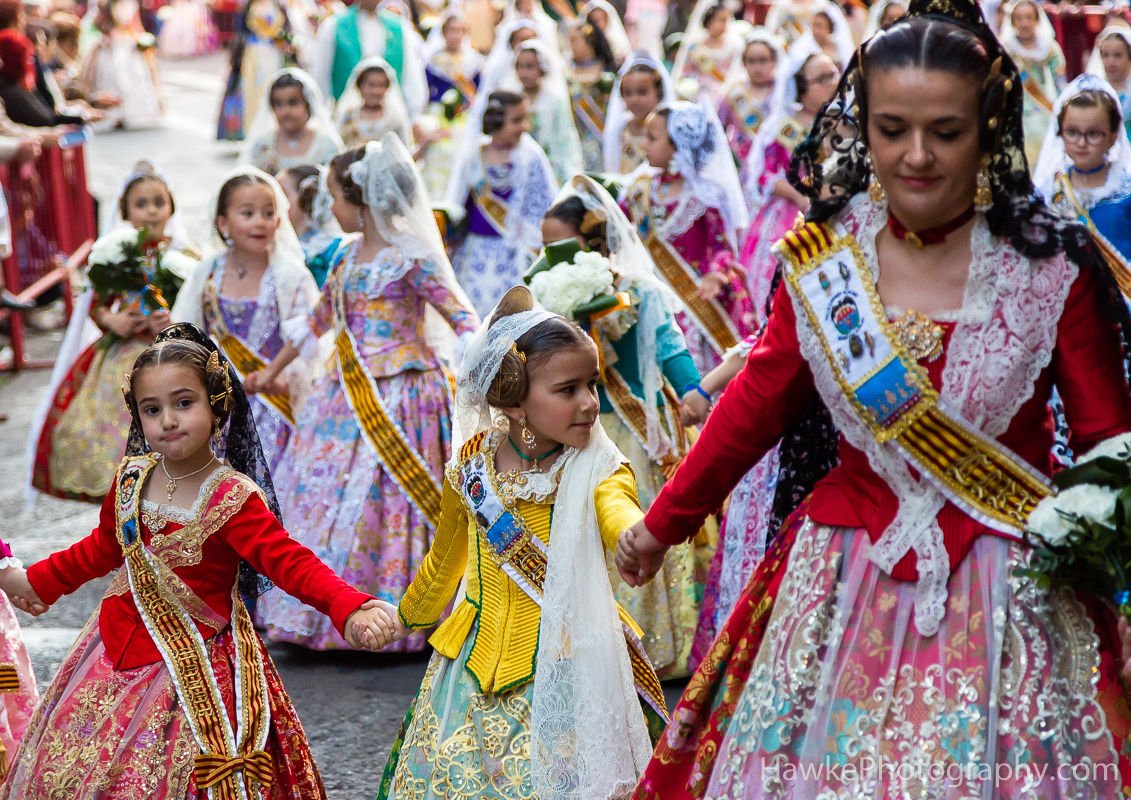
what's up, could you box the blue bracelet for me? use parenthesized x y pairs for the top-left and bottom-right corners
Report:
(684, 383), (711, 402)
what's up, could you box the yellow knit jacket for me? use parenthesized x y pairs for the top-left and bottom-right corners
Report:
(397, 434), (645, 694)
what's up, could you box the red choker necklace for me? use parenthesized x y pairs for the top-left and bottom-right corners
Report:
(886, 206), (975, 249)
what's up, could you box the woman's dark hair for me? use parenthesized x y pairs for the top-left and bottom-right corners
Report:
(354, 63), (390, 91)
(486, 287), (593, 407)
(1101, 30), (1131, 59)
(1057, 89), (1121, 135)
(483, 89), (524, 135)
(329, 146), (416, 211)
(124, 339), (235, 430)
(119, 171), (175, 221)
(269, 72), (311, 114)
(622, 63), (664, 97)
(544, 195), (609, 254)
(577, 17), (617, 73)
(702, 3), (729, 28)
(214, 173), (273, 238)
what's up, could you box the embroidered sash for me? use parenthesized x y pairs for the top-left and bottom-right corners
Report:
(1023, 73), (1054, 113)
(452, 435), (668, 721)
(201, 280), (295, 427)
(628, 180), (740, 354)
(726, 86), (764, 135)
(573, 90), (606, 138)
(776, 223), (1053, 536)
(603, 366), (688, 478)
(333, 269), (444, 528)
(113, 456), (271, 800)
(1050, 173), (1131, 297)
(472, 181), (512, 239)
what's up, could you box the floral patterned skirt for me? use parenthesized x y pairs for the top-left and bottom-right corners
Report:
(601, 411), (714, 679)
(31, 335), (149, 503)
(740, 196), (802, 325)
(689, 446), (778, 673)
(259, 366), (454, 651)
(379, 622), (536, 800)
(0, 593), (38, 770)
(0, 618), (326, 800)
(634, 516), (1131, 799)
(453, 233), (528, 319)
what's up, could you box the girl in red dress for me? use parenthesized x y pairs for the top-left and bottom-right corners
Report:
(2, 323), (390, 800)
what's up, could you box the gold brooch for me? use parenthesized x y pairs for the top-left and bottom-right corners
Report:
(891, 309), (944, 362)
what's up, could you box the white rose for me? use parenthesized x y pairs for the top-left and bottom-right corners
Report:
(160, 250), (198, 280)
(1077, 432), (1131, 465)
(1028, 484), (1119, 544)
(88, 230), (135, 266)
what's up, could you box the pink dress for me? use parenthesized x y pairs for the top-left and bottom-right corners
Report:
(622, 172), (755, 374)
(259, 244), (478, 651)
(740, 116), (806, 323)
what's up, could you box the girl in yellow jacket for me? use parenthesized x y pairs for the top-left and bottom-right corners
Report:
(369, 286), (667, 800)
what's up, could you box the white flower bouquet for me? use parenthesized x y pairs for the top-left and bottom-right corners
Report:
(529, 250), (616, 318)
(86, 228), (192, 317)
(1023, 432), (1131, 619)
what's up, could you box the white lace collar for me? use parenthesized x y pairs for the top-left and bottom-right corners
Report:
(486, 429), (577, 503)
(141, 462), (231, 525)
(789, 194), (1078, 636)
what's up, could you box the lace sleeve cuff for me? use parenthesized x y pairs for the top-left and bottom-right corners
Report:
(281, 317), (320, 361)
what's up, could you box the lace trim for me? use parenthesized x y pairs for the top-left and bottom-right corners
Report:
(139, 463), (231, 525)
(789, 194), (1077, 636)
(654, 181), (708, 242)
(486, 429), (576, 503)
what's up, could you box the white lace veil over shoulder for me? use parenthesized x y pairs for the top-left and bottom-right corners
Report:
(603, 51), (675, 172)
(238, 67), (344, 165)
(333, 55), (412, 140)
(667, 99), (750, 245)
(454, 294), (654, 800)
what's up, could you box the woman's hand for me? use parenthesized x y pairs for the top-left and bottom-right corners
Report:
(243, 370), (269, 395)
(615, 520), (669, 588)
(345, 599), (398, 651)
(697, 272), (729, 301)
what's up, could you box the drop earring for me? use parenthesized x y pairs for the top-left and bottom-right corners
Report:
(356, 208), (366, 230)
(520, 415), (536, 451)
(974, 156), (992, 212)
(212, 419), (222, 449)
(867, 159), (886, 203)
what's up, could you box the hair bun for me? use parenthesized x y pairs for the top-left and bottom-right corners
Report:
(490, 286), (536, 326)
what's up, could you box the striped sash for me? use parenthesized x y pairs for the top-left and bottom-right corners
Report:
(645, 232), (740, 354)
(603, 366), (688, 478)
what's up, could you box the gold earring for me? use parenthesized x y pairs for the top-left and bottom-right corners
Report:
(212, 418), (222, 448)
(868, 160), (886, 203)
(520, 415), (536, 451)
(974, 156), (992, 212)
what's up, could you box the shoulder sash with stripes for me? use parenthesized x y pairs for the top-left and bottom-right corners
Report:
(113, 455), (272, 800)
(603, 366), (688, 478)
(333, 263), (445, 528)
(201, 278), (295, 427)
(448, 436), (669, 721)
(775, 222), (1053, 536)
(573, 89), (606, 139)
(627, 179), (740, 354)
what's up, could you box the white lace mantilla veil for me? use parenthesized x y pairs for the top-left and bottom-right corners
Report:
(666, 99), (751, 246)
(743, 36), (820, 205)
(453, 295), (653, 800)
(1033, 74), (1131, 201)
(557, 174), (682, 457)
(24, 159), (200, 508)
(333, 55), (413, 138)
(348, 133), (478, 359)
(422, 7), (485, 72)
(863, 0), (908, 37)
(602, 50), (676, 172)
(1086, 24), (1131, 82)
(238, 67), (344, 166)
(580, 0), (631, 63)
(790, 0), (856, 69)
(670, 0), (751, 90)
(999, 0), (1057, 61)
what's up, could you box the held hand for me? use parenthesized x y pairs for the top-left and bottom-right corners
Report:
(615, 520), (669, 588)
(264, 376), (290, 397)
(696, 272), (728, 301)
(145, 309), (171, 335)
(344, 599), (390, 651)
(680, 390), (710, 426)
(0, 568), (48, 616)
(103, 308), (146, 338)
(243, 370), (266, 395)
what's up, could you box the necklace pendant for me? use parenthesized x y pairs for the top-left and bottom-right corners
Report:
(905, 232), (923, 249)
(166, 478), (176, 502)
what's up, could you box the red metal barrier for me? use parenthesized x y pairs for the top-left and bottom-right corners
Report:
(0, 142), (96, 372)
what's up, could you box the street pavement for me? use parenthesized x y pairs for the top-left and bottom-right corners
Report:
(0, 51), (688, 798)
